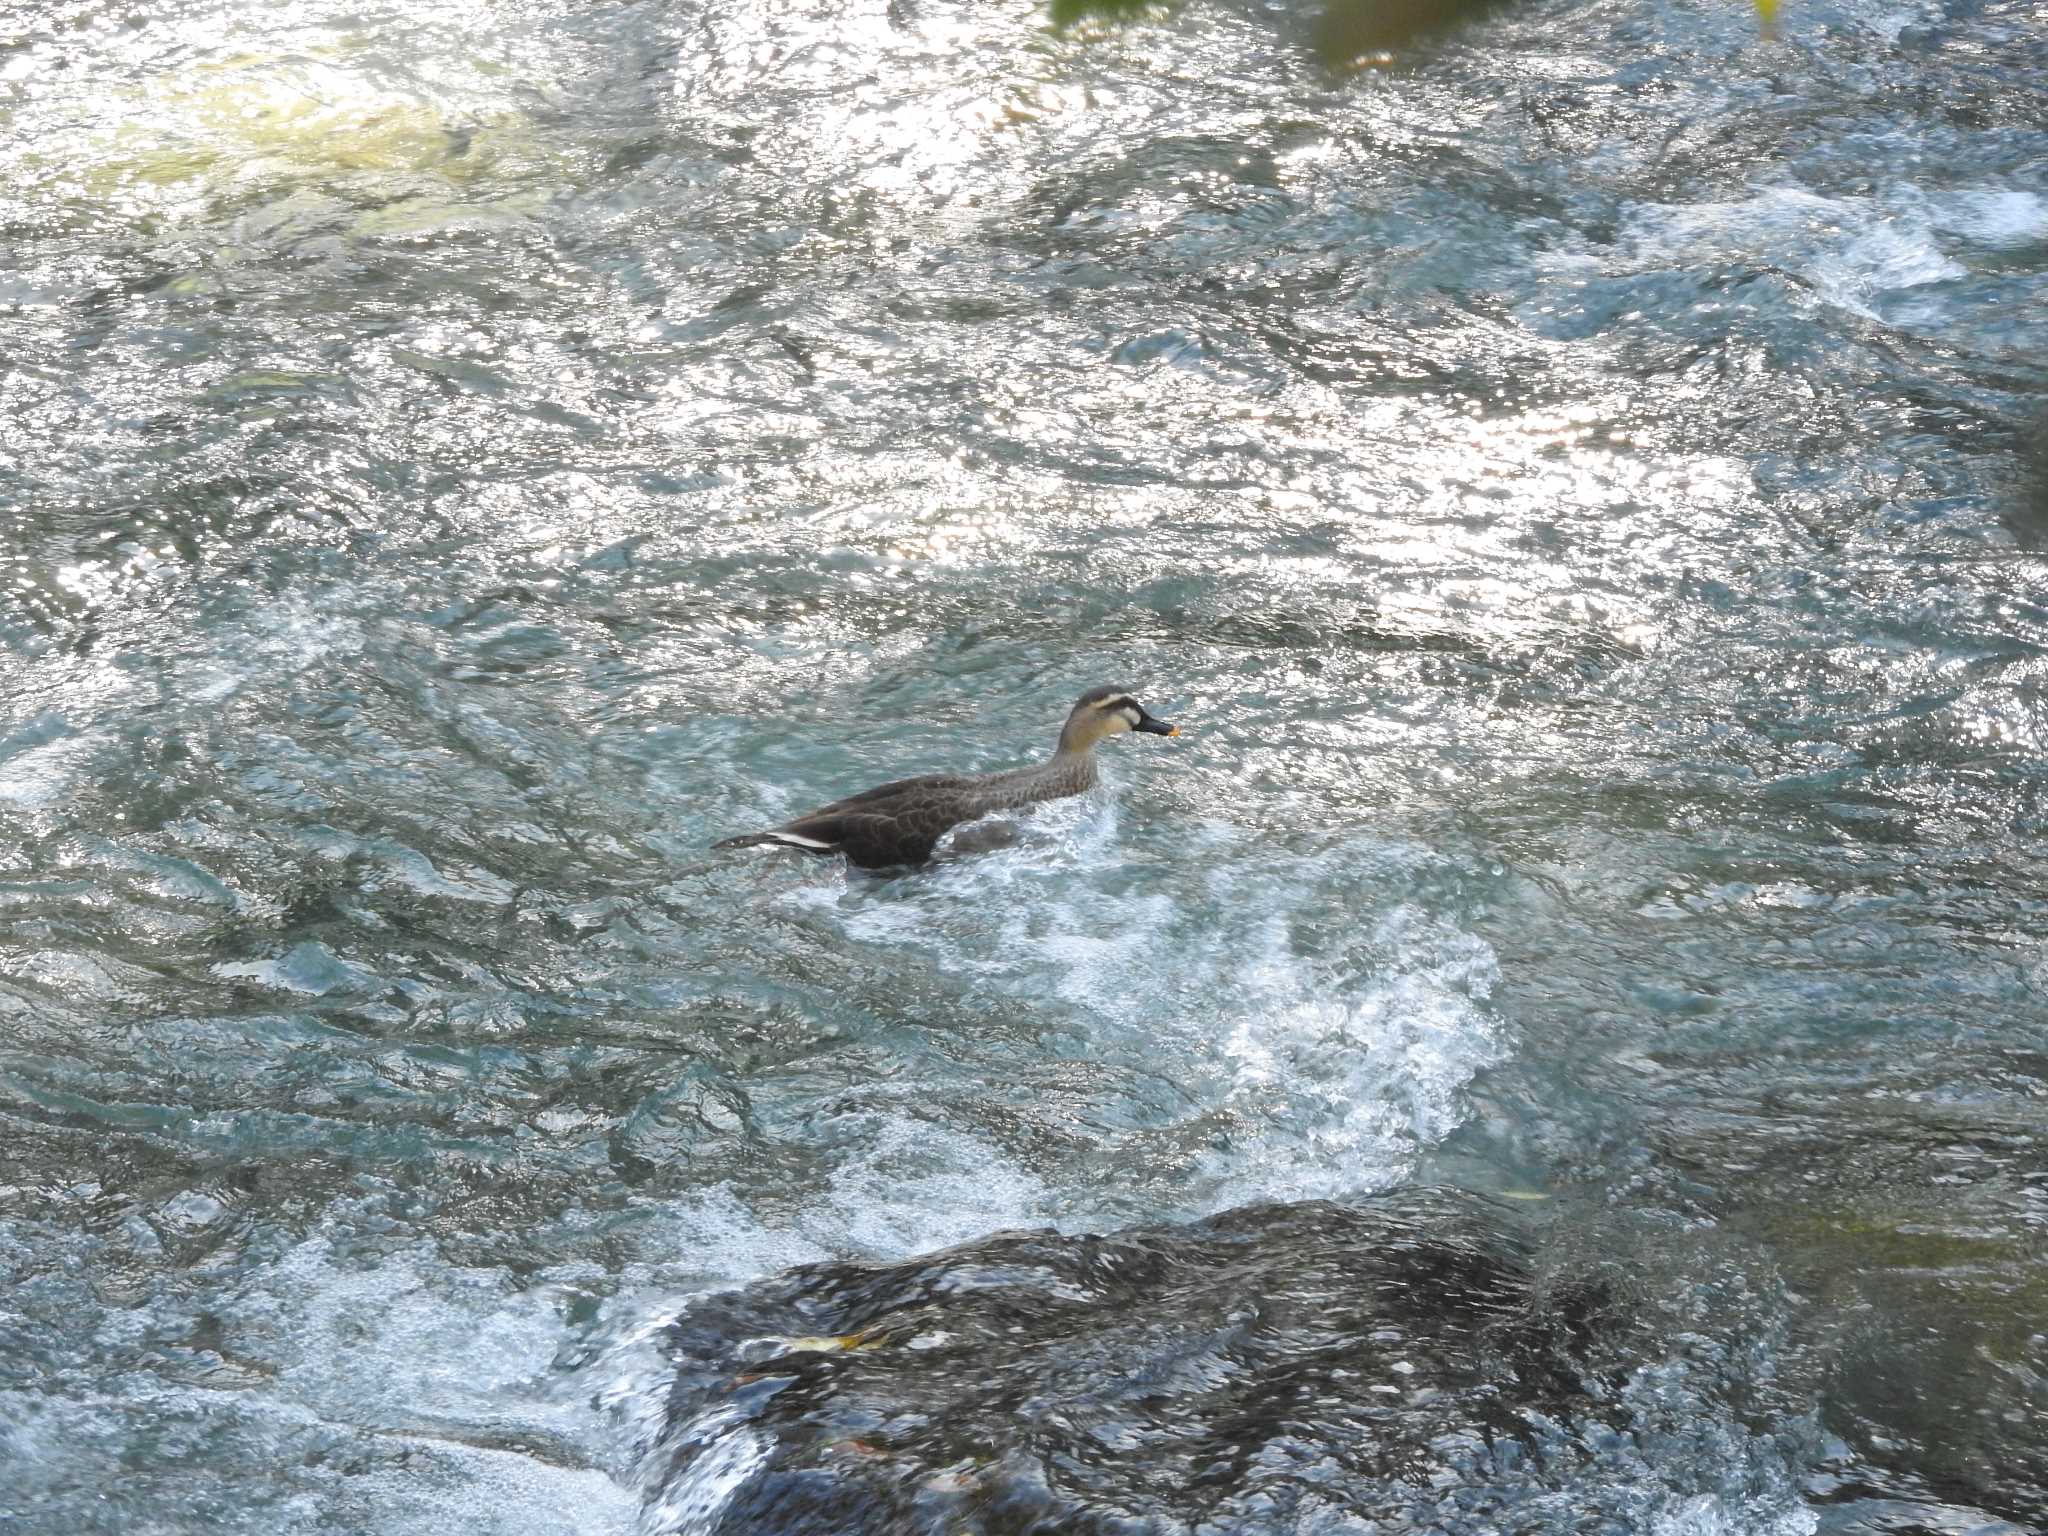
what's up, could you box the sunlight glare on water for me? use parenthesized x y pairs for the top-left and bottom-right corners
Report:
(2, 0), (2046, 1528)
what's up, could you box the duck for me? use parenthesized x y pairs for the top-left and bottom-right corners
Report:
(712, 686), (1180, 869)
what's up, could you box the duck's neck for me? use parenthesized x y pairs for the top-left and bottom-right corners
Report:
(1034, 745), (1099, 797)
(1054, 721), (1101, 758)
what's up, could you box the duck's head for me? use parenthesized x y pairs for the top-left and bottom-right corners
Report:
(1058, 686), (1179, 754)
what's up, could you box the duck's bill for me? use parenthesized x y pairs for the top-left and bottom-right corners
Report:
(1137, 715), (1179, 736)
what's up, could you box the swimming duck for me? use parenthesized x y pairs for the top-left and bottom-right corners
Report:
(713, 686), (1180, 869)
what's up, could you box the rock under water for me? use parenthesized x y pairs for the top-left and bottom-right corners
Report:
(648, 1189), (1626, 1534)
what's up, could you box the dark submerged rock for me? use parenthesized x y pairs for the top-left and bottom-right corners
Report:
(649, 1188), (1622, 1534)
(1311, 0), (1507, 63)
(1647, 1091), (2048, 1529)
(2008, 405), (2048, 551)
(1048, 0), (1503, 63)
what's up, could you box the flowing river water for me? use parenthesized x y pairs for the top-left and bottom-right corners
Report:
(2, 0), (2045, 1530)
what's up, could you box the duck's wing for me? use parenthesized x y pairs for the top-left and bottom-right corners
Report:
(805, 772), (985, 817)
(773, 805), (953, 868)
(713, 771), (1002, 868)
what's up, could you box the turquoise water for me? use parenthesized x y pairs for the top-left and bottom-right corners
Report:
(2, 0), (2045, 1529)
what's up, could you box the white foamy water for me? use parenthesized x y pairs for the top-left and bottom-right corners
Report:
(0, 1201), (646, 1536)
(638, 1409), (769, 1536)
(1625, 185), (1965, 320)
(1938, 188), (2048, 249)
(770, 812), (1509, 1223)
(1196, 902), (1504, 1210)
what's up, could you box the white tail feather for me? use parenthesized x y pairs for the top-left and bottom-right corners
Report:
(765, 830), (835, 851)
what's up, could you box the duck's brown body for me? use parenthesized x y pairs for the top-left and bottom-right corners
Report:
(713, 687), (1178, 870)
